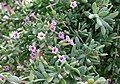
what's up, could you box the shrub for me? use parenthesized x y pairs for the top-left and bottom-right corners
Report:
(0, 0), (119, 84)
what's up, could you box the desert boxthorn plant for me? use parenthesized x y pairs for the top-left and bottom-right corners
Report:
(0, 0), (120, 84)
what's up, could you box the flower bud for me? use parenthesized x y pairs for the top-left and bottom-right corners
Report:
(88, 14), (95, 19)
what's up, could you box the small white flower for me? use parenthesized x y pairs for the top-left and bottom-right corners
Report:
(65, 35), (71, 42)
(88, 14), (95, 19)
(10, 31), (20, 39)
(24, 0), (33, 4)
(37, 32), (45, 40)
(3, 15), (9, 20)
(51, 20), (57, 25)
(70, 1), (77, 9)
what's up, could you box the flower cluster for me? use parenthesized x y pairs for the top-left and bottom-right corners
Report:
(58, 32), (74, 46)
(28, 45), (37, 60)
(49, 20), (57, 32)
(3, 65), (10, 72)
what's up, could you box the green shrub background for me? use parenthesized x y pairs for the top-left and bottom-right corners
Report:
(0, 0), (120, 84)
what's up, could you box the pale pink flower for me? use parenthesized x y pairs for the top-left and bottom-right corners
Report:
(52, 47), (58, 54)
(58, 55), (66, 63)
(58, 31), (64, 39)
(30, 52), (36, 60)
(28, 45), (36, 52)
(0, 76), (5, 82)
(69, 39), (74, 46)
(65, 35), (71, 42)
(70, 1), (77, 9)
(51, 20), (57, 25)
(10, 31), (20, 39)
(65, 35), (74, 46)
(3, 66), (10, 72)
(49, 20), (57, 32)
(49, 24), (56, 32)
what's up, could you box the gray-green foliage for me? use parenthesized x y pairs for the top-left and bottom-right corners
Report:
(0, 0), (120, 83)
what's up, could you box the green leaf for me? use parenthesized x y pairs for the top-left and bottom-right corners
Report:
(49, 72), (57, 77)
(95, 23), (101, 31)
(72, 68), (81, 76)
(60, 79), (67, 84)
(94, 77), (106, 84)
(38, 62), (45, 72)
(7, 75), (20, 83)
(46, 76), (53, 83)
(96, 17), (103, 26)
(34, 71), (44, 79)
(75, 36), (81, 49)
(106, 11), (119, 18)
(98, 11), (109, 17)
(79, 66), (87, 75)
(71, 45), (76, 57)
(92, 2), (99, 14)
(101, 26), (106, 35)
(34, 79), (46, 82)
(101, 19), (113, 31)
(103, 0), (109, 5)
(29, 70), (34, 81)
(96, 45), (105, 50)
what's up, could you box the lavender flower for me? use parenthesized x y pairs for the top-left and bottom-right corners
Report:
(0, 76), (5, 82)
(51, 20), (57, 25)
(69, 39), (74, 46)
(58, 55), (66, 63)
(3, 66), (10, 72)
(52, 47), (58, 54)
(28, 45), (36, 52)
(49, 20), (57, 32)
(37, 32), (45, 40)
(30, 52), (36, 60)
(65, 35), (74, 46)
(10, 31), (20, 39)
(106, 79), (111, 84)
(65, 35), (71, 42)
(58, 32), (64, 39)
(70, 1), (77, 9)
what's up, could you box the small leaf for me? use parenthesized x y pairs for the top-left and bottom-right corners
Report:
(46, 76), (53, 83)
(98, 11), (109, 17)
(38, 62), (45, 72)
(29, 70), (34, 81)
(96, 45), (105, 50)
(79, 66), (87, 75)
(71, 45), (76, 57)
(34, 71), (44, 79)
(106, 11), (119, 18)
(95, 23), (100, 31)
(101, 19), (113, 31)
(60, 79), (67, 84)
(94, 77), (106, 84)
(72, 68), (81, 76)
(96, 17), (103, 26)
(7, 75), (20, 83)
(103, 0), (109, 5)
(92, 2), (99, 14)
(101, 26), (106, 35)
(75, 36), (82, 49)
